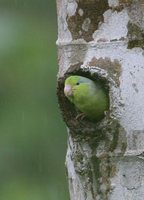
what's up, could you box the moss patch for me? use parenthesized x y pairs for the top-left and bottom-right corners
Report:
(111, 0), (132, 11)
(127, 22), (144, 49)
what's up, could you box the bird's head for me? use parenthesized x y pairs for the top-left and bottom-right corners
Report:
(64, 75), (92, 101)
(64, 76), (79, 99)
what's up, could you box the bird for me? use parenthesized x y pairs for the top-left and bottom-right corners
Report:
(64, 75), (109, 121)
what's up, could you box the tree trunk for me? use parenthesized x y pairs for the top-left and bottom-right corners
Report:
(56, 1), (144, 199)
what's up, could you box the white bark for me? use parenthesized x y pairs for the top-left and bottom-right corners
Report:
(56, 0), (144, 199)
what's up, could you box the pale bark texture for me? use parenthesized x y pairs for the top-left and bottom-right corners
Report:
(56, 1), (144, 200)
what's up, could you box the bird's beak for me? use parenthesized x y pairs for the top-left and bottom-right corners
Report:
(64, 85), (73, 97)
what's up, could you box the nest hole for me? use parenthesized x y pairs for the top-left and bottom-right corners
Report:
(57, 63), (110, 137)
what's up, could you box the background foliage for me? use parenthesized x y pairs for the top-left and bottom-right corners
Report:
(0, 1), (68, 199)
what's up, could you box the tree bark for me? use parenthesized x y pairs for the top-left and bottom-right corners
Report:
(56, 1), (144, 199)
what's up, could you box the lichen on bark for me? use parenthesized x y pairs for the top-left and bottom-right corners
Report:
(68, 118), (127, 200)
(119, 0), (132, 6)
(67, 0), (109, 42)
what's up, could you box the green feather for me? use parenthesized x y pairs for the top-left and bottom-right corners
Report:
(64, 75), (109, 120)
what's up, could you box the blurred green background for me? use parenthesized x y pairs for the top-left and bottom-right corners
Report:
(0, 1), (69, 199)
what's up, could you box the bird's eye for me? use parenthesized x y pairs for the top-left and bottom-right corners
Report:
(76, 82), (80, 85)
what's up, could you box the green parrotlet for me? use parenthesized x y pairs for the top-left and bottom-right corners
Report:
(64, 75), (109, 121)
